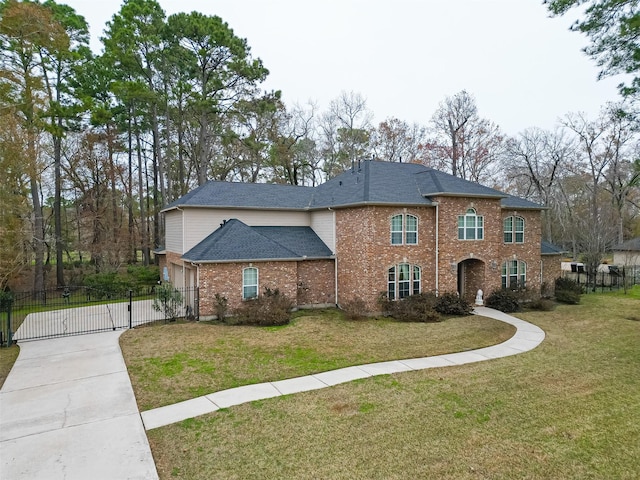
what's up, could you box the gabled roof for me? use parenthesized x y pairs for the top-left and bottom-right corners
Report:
(163, 160), (543, 212)
(613, 237), (640, 251)
(182, 219), (333, 263)
(163, 181), (315, 212)
(541, 240), (565, 256)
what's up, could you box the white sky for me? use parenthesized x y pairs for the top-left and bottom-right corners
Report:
(60, 0), (627, 135)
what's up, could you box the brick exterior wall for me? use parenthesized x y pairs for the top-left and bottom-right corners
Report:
(541, 254), (562, 293)
(297, 260), (335, 306)
(334, 199), (544, 310)
(163, 196), (545, 315)
(335, 206), (436, 310)
(162, 252), (336, 316)
(197, 261), (297, 316)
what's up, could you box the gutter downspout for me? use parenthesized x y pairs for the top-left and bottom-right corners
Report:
(329, 208), (338, 307)
(434, 201), (439, 296)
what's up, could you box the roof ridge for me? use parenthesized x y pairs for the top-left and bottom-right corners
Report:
(429, 169), (444, 193)
(363, 159), (370, 202)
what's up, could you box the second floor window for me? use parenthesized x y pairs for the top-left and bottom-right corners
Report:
(391, 214), (418, 245)
(458, 208), (484, 240)
(504, 216), (525, 243)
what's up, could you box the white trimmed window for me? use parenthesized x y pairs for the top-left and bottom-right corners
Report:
(388, 263), (421, 300)
(501, 260), (526, 289)
(390, 214), (418, 245)
(458, 208), (484, 240)
(391, 215), (403, 244)
(405, 215), (418, 244)
(504, 216), (525, 243)
(242, 267), (258, 300)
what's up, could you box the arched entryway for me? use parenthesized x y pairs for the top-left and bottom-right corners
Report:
(457, 258), (486, 303)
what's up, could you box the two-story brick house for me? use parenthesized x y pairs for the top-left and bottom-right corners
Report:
(158, 160), (561, 316)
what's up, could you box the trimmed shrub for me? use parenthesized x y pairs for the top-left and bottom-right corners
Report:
(232, 288), (294, 326)
(379, 293), (441, 323)
(434, 292), (473, 316)
(83, 272), (130, 298)
(554, 277), (582, 304)
(528, 297), (555, 311)
(485, 289), (521, 313)
(214, 293), (228, 321)
(341, 297), (367, 320)
(152, 283), (184, 320)
(127, 265), (160, 288)
(0, 290), (14, 310)
(555, 289), (581, 305)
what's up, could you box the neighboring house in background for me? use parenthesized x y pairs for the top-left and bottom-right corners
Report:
(613, 237), (640, 266)
(158, 160), (562, 316)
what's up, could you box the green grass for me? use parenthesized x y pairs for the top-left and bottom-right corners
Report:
(120, 309), (514, 410)
(0, 344), (19, 389)
(141, 294), (640, 479)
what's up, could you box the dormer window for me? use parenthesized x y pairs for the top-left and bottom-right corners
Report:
(458, 208), (484, 240)
(390, 214), (418, 245)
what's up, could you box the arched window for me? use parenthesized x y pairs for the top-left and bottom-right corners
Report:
(504, 216), (525, 243)
(243, 267), (258, 300)
(391, 215), (403, 244)
(390, 214), (419, 245)
(458, 208), (484, 240)
(388, 264), (421, 300)
(405, 215), (418, 244)
(502, 260), (526, 289)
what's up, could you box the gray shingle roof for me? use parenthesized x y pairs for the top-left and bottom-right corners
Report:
(613, 237), (640, 251)
(163, 160), (543, 212)
(541, 240), (564, 255)
(182, 219), (333, 263)
(501, 193), (544, 210)
(163, 181), (315, 211)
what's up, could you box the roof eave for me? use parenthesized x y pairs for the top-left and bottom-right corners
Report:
(310, 201), (434, 210)
(162, 204), (311, 213)
(182, 255), (336, 264)
(502, 205), (546, 211)
(427, 192), (507, 199)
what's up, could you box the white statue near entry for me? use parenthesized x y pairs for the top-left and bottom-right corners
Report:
(475, 289), (484, 306)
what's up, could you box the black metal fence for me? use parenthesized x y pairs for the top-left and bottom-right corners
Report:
(0, 285), (199, 346)
(561, 265), (640, 293)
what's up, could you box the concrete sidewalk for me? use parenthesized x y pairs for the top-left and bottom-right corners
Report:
(141, 307), (545, 430)
(0, 332), (158, 480)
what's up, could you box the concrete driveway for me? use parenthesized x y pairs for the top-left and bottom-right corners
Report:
(0, 332), (158, 480)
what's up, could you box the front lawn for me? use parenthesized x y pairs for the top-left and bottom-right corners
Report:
(135, 294), (640, 479)
(120, 309), (512, 410)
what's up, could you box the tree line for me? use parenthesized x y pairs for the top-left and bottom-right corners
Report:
(0, 0), (638, 291)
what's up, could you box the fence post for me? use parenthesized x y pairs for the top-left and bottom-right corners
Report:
(195, 287), (200, 321)
(128, 289), (133, 329)
(7, 299), (13, 347)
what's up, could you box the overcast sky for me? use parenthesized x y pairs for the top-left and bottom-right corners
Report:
(60, 0), (626, 135)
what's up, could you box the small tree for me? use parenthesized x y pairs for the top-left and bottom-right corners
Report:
(153, 283), (184, 321)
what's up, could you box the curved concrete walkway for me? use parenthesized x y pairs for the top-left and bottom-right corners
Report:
(141, 307), (545, 430)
